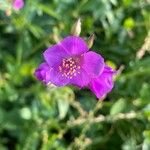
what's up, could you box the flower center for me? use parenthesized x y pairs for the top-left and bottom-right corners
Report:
(58, 57), (81, 79)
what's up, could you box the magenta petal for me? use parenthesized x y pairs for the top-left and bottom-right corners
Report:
(82, 51), (104, 78)
(60, 36), (89, 55)
(43, 44), (68, 67)
(13, 0), (24, 10)
(88, 66), (116, 99)
(34, 62), (51, 84)
(49, 67), (70, 86)
(70, 69), (91, 88)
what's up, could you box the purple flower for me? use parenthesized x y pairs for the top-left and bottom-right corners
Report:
(34, 62), (52, 84)
(88, 65), (116, 99)
(35, 36), (104, 88)
(13, 0), (24, 10)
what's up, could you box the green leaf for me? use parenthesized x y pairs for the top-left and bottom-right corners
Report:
(123, 0), (133, 7)
(109, 0), (118, 5)
(27, 24), (45, 39)
(110, 98), (126, 115)
(57, 98), (69, 120)
(20, 107), (31, 120)
(140, 83), (150, 102)
(143, 130), (150, 150)
(37, 4), (60, 19)
(142, 141), (150, 150)
(54, 87), (74, 119)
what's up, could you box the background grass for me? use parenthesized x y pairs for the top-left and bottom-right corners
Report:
(0, 0), (150, 149)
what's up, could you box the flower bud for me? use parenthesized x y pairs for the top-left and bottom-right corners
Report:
(5, 9), (12, 16)
(87, 34), (95, 48)
(71, 18), (81, 36)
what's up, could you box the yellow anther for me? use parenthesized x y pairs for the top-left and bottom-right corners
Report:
(59, 57), (81, 78)
(59, 66), (61, 70)
(72, 69), (76, 73)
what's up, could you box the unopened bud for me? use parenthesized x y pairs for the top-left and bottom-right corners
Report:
(87, 34), (95, 48)
(5, 9), (12, 16)
(71, 18), (81, 36)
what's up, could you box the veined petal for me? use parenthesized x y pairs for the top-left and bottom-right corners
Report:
(49, 67), (70, 86)
(43, 44), (68, 67)
(34, 62), (52, 84)
(43, 36), (88, 67)
(70, 69), (91, 88)
(60, 36), (89, 55)
(82, 51), (104, 78)
(88, 66), (116, 99)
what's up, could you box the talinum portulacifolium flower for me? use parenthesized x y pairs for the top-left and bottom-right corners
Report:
(13, 0), (24, 10)
(35, 19), (116, 99)
(35, 36), (104, 87)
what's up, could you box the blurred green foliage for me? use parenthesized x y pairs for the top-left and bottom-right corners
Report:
(0, 0), (150, 149)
